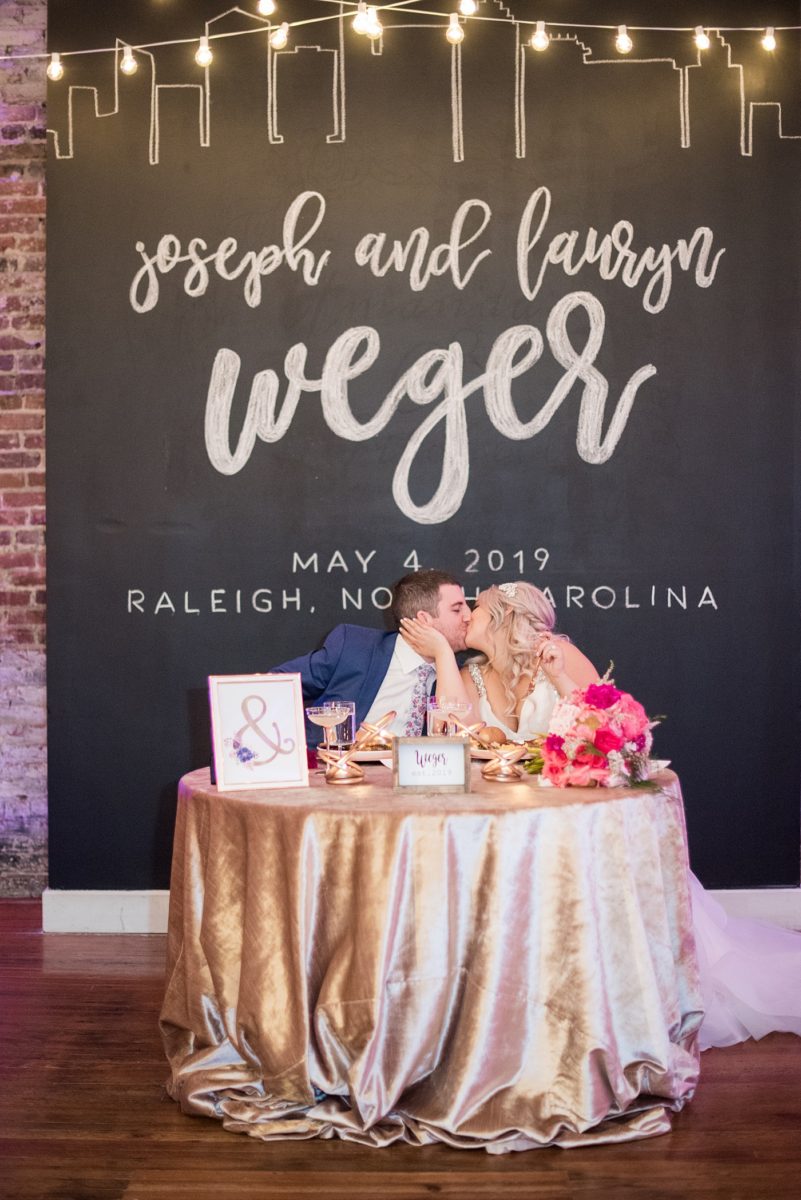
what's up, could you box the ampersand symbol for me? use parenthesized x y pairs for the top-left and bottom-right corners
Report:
(235, 695), (295, 765)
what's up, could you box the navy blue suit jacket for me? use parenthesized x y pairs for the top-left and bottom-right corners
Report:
(273, 624), (398, 747)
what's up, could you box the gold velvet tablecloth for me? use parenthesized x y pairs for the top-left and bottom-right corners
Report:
(160, 767), (702, 1152)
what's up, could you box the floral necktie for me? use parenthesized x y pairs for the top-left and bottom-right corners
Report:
(404, 664), (436, 737)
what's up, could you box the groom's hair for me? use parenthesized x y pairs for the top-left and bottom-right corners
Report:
(390, 569), (461, 627)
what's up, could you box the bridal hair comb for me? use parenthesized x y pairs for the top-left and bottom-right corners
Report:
(498, 582), (518, 599)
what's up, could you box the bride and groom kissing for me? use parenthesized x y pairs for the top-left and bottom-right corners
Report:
(274, 567), (597, 749)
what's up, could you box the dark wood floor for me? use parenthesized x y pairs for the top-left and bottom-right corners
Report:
(2, 900), (800, 1200)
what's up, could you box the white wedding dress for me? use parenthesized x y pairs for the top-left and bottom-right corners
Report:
(468, 662), (801, 1051)
(468, 662), (558, 739)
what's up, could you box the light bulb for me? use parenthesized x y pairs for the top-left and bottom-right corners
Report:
(762, 27), (776, 51)
(353, 1), (369, 33)
(120, 45), (138, 75)
(257, 0), (276, 14)
(530, 21), (549, 52)
(458, 0), (477, 15)
(364, 7), (383, 40)
(694, 26), (710, 51)
(270, 22), (289, 50)
(446, 13), (465, 44)
(46, 52), (64, 81)
(615, 24), (633, 54)
(195, 36), (213, 67)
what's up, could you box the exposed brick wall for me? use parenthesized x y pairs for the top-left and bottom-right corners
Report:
(0, 0), (47, 896)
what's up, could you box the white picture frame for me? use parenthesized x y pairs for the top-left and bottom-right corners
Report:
(208, 673), (309, 791)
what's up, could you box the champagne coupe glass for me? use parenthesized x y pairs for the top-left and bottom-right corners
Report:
(306, 704), (349, 767)
(440, 698), (472, 736)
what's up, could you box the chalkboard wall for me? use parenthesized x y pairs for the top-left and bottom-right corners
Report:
(46, 0), (801, 889)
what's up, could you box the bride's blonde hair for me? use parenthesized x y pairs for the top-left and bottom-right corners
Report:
(471, 582), (562, 715)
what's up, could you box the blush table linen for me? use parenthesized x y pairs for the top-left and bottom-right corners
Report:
(160, 767), (702, 1152)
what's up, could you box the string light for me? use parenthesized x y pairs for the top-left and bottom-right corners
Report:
(530, 21), (549, 52)
(446, 13), (465, 45)
(46, 52), (64, 81)
(120, 45), (138, 75)
(194, 36), (213, 67)
(269, 22), (289, 50)
(615, 25), (633, 54)
(364, 7), (383, 40)
(12, 16), (801, 75)
(352, 1), (369, 34)
(458, 0), (477, 15)
(256, 0), (276, 15)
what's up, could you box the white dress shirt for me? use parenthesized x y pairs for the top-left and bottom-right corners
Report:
(363, 635), (432, 737)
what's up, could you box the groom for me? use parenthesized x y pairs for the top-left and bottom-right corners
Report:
(272, 569), (471, 747)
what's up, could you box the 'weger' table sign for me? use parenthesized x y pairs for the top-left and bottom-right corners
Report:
(392, 738), (471, 794)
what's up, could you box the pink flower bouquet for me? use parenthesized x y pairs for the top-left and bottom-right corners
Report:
(531, 674), (659, 788)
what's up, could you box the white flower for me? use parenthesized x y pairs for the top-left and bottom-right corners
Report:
(548, 701), (581, 737)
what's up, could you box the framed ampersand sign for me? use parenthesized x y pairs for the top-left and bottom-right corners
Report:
(208, 674), (308, 790)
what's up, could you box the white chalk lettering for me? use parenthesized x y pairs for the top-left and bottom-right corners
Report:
(129, 191), (330, 313)
(293, 553), (318, 573)
(517, 186), (725, 314)
(204, 297), (654, 524)
(327, 551), (348, 572)
(354, 199), (492, 292)
(252, 589), (272, 612)
(354, 550), (377, 572)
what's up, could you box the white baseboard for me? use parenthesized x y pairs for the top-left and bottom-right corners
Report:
(41, 886), (801, 933)
(42, 888), (170, 932)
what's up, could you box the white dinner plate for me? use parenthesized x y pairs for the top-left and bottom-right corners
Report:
(341, 748), (394, 763)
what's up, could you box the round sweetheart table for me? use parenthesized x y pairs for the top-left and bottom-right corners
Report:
(160, 765), (702, 1152)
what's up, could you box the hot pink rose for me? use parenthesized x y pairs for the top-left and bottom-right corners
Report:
(594, 727), (624, 754)
(584, 683), (621, 710)
(545, 734), (565, 754)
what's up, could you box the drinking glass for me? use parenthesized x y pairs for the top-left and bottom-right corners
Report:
(306, 704), (349, 765)
(426, 698), (447, 736)
(327, 700), (355, 751)
(427, 698), (472, 736)
(444, 701), (472, 736)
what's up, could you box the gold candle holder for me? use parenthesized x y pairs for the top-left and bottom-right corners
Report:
(356, 710), (396, 750)
(318, 746), (366, 785)
(480, 742), (528, 782)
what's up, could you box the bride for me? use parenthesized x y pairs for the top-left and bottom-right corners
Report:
(400, 579), (801, 1051)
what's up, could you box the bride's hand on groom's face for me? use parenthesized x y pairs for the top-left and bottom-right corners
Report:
(399, 617), (450, 659)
